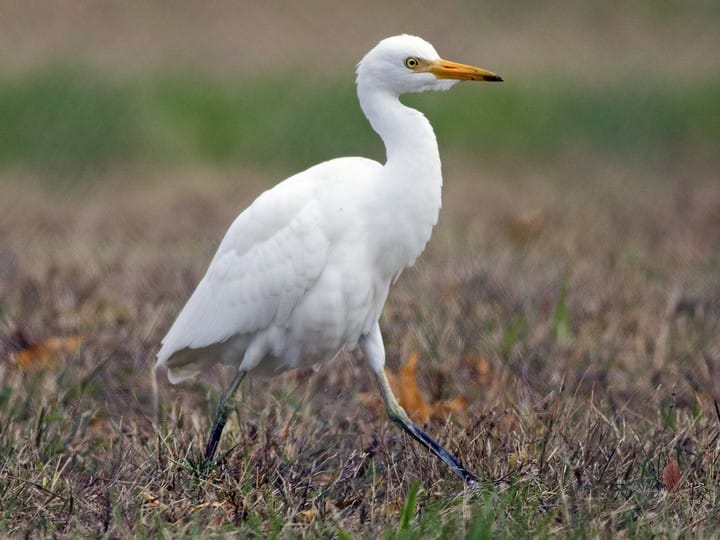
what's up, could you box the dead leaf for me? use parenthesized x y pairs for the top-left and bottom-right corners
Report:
(431, 395), (469, 421)
(501, 209), (544, 246)
(140, 491), (161, 508)
(475, 356), (491, 382)
(386, 497), (404, 514)
(389, 352), (431, 424)
(9, 335), (82, 372)
(462, 353), (493, 384)
(295, 508), (318, 523)
(195, 500), (236, 520)
(662, 457), (681, 491)
(360, 352), (470, 425)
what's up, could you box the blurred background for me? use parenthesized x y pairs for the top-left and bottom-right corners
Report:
(1, 1), (719, 414)
(1, 0), (718, 182)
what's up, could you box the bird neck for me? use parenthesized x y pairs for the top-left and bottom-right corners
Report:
(357, 83), (443, 274)
(357, 84), (441, 172)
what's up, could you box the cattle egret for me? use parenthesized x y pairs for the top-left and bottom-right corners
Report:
(156, 34), (502, 485)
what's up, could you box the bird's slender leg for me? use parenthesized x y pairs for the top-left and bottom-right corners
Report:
(371, 368), (479, 486)
(360, 323), (478, 486)
(204, 368), (247, 464)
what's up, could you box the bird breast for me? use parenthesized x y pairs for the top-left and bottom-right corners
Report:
(367, 161), (443, 278)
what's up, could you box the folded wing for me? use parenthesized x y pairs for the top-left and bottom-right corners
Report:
(156, 180), (330, 382)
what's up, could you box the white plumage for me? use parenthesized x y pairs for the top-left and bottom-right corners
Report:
(156, 35), (501, 484)
(158, 157), (382, 381)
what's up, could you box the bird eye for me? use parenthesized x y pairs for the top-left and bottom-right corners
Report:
(404, 57), (419, 69)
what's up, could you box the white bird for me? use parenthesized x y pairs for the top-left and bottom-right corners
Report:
(156, 34), (501, 485)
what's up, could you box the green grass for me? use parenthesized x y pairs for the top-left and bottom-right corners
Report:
(1, 68), (718, 180)
(0, 69), (142, 176)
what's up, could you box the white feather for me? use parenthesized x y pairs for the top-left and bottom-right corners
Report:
(157, 35), (489, 383)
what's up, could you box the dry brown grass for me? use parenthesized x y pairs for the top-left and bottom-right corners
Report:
(1, 158), (719, 536)
(2, 1), (719, 535)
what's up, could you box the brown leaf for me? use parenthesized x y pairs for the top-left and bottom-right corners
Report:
(501, 209), (544, 246)
(195, 500), (236, 520)
(389, 352), (431, 424)
(462, 353), (493, 384)
(431, 395), (469, 421)
(295, 508), (318, 523)
(140, 491), (162, 508)
(662, 458), (681, 491)
(9, 335), (82, 372)
(360, 352), (469, 425)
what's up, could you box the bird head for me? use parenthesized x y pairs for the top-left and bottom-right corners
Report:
(356, 34), (502, 96)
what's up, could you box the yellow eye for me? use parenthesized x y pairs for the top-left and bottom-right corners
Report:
(404, 57), (420, 69)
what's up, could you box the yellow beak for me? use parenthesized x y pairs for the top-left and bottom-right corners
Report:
(427, 59), (503, 82)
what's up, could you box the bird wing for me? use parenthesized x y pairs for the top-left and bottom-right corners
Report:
(156, 175), (331, 367)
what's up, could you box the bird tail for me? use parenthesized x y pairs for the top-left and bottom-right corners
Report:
(158, 346), (218, 384)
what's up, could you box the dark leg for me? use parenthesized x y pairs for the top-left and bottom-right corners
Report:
(372, 368), (478, 486)
(204, 368), (247, 464)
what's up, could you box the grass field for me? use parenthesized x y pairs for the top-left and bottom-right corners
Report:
(1, 2), (720, 537)
(1, 69), (719, 177)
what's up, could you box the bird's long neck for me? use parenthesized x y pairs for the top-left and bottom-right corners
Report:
(357, 83), (443, 273)
(358, 85), (441, 171)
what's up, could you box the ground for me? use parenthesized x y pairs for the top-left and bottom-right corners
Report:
(1, 2), (719, 537)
